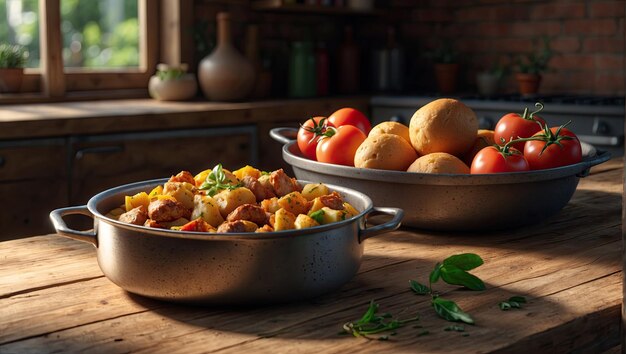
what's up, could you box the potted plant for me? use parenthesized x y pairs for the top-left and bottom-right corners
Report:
(428, 43), (459, 95)
(0, 44), (26, 93)
(515, 37), (552, 96)
(476, 62), (507, 97)
(148, 63), (197, 101)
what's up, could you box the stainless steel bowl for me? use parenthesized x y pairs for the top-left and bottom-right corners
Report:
(50, 179), (402, 305)
(270, 127), (611, 231)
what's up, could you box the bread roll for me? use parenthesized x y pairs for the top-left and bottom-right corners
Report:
(409, 98), (478, 157)
(354, 133), (418, 171)
(369, 121), (411, 144)
(463, 129), (495, 166)
(407, 152), (470, 174)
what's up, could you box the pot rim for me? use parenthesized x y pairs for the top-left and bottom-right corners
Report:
(282, 140), (610, 186)
(87, 178), (374, 241)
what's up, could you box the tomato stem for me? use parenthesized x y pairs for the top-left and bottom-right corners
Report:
(506, 120), (576, 156)
(529, 102), (544, 120)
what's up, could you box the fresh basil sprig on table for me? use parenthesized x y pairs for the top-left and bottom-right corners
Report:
(410, 253), (485, 325)
(499, 296), (527, 311)
(199, 164), (242, 196)
(341, 300), (419, 340)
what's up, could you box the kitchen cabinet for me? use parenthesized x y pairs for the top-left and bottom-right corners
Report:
(0, 138), (68, 240)
(69, 126), (258, 205)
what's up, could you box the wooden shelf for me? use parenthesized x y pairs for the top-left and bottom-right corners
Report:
(251, 0), (375, 15)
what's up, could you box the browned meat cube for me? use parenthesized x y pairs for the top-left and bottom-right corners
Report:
(319, 191), (344, 210)
(241, 175), (276, 202)
(216, 220), (257, 233)
(269, 169), (300, 197)
(118, 205), (148, 225)
(168, 170), (195, 185)
(226, 203), (268, 226)
(148, 198), (187, 222)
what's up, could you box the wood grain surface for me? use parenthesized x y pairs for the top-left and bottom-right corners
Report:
(0, 160), (622, 353)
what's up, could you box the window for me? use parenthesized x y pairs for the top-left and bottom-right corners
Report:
(1, 0), (157, 98)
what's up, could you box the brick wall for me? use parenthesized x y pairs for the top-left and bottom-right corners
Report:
(193, 0), (625, 96)
(398, 0), (625, 95)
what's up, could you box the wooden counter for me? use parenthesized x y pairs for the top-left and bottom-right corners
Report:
(0, 96), (370, 139)
(0, 158), (623, 353)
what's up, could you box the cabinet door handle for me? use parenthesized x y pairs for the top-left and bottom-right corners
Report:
(74, 145), (124, 160)
(0, 156), (4, 168)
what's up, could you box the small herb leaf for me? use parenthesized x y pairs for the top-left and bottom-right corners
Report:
(443, 253), (484, 271)
(444, 324), (465, 332)
(440, 264), (486, 291)
(430, 263), (442, 284)
(432, 297), (474, 324)
(499, 302), (512, 311)
(409, 280), (430, 295)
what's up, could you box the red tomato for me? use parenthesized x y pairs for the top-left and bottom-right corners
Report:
(524, 125), (582, 170)
(327, 107), (372, 134)
(316, 125), (367, 166)
(297, 116), (332, 160)
(494, 104), (547, 151)
(470, 146), (530, 174)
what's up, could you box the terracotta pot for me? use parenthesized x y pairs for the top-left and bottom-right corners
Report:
(434, 63), (459, 95)
(149, 74), (197, 101)
(198, 12), (255, 101)
(516, 73), (542, 96)
(0, 68), (24, 93)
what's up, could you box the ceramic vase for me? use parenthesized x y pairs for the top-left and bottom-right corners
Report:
(198, 12), (255, 101)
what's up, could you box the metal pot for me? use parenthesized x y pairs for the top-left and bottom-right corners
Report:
(50, 179), (402, 305)
(270, 128), (611, 231)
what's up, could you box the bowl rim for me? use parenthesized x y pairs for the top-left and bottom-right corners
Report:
(87, 178), (374, 241)
(282, 141), (611, 186)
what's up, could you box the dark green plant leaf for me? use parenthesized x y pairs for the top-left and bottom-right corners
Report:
(430, 263), (442, 284)
(409, 280), (430, 295)
(443, 253), (484, 271)
(440, 264), (485, 291)
(341, 300), (419, 338)
(432, 297), (474, 324)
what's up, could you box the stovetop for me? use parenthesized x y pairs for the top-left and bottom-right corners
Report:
(371, 93), (626, 115)
(457, 93), (625, 106)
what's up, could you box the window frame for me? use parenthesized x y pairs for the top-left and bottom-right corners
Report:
(9, 0), (158, 98)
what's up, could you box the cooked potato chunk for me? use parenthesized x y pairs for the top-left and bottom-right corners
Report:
(294, 214), (320, 229)
(272, 208), (296, 231)
(163, 181), (196, 210)
(125, 192), (150, 212)
(343, 202), (360, 218)
(148, 185), (163, 199)
(260, 197), (280, 214)
(308, 197), (325, 214)
(191, 194), (224, 227)
(277, 191), (310, 216)
(301, 183), (329, 201)
(233, 165), (262, 181)
(309, 207), (348, 225)
(194, 167), (240, 188)
(214, 187), (256, 218)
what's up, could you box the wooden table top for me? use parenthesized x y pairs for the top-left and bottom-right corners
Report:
(1, 158), (623, 353)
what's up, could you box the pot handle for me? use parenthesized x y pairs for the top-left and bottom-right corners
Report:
(269, 127), (298, 145)
(576, 149), (612, 177)
(359, 207), (404, 243)
(49, 206), (98, 247)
